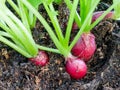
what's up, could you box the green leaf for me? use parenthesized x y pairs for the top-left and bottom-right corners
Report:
(43, 0), (54, 5)
(113, 0), (120, 19)
(28, 0), (42, 8)
(54, 0), (62, 4)
(51, 11), (58, 16)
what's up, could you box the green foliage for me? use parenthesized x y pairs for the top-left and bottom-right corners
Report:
(0, 0), (59, 58)
(65, 0), (118, 51)
(79, 0), (100, 31)
(28, 0), (42, 8)
(54, 0), (62, 4)
(113, 0), (120, 19)
(20, 0), (79, 57)
(0, 0), (119, 58)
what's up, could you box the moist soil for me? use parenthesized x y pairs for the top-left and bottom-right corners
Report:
(0, 1), (120, 90)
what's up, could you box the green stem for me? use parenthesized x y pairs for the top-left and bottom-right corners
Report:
(64, 0), (81, 27)
(69, 1), (116, 52)
(0, 22), (14, 36)
(65, 0), (79, 47)
(113, 0), (120, 19)
(80, 0), (100, 32)
(43, 3), (64, 43)
(31, 15), (37, 28)
(0, 35), (32, 58)
(28, 11), (37, 28)
(0, 31), (12, 37)
(0, 8), (38, 56)
(36, 44), (60, 54)
(17, 0), (31, 33)
(68, 0), (100, 52)
(7, 0), (20, 15)
(89, 3), (118, 30)
(0, 22), (28, 50)
(20, 0), (68, 56)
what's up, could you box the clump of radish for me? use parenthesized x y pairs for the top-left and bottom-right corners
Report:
(72, 33), (96, 62)
(65, 55), (87, 79)
(29, 50), (49, 66)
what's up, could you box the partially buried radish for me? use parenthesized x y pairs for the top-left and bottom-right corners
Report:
(72, 33), (96, 62)
(92, 11), (114, 23)
(65, 55), (87, 79)
(72, 11), (114, 31)
(72, 22), (79, 31)
(29, 50), (49, 66)
(71, 11), (114, 61)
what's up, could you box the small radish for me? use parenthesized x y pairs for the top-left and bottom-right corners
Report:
(29, 50), (49, 66)
(72, 11), (114, 31)
(92, 11), (114, 23)
(72, 22), (79, 31)
(65, 55), (87, 79)
(71, 12), (113, 61)
(72, 33), (96, 61)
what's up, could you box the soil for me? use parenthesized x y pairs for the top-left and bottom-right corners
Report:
(0, 1), (120, 90)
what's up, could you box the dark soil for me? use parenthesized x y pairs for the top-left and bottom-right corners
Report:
(0, 1), (120, 90)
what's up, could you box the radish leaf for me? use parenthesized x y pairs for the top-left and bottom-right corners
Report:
(28, 0), (42, 8)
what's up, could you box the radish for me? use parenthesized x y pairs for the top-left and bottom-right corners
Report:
(71, 11), (113, 61)
(92, 11), (114, 23)
(29, 50), (49, 66)
(65, 55), (87, 79)
(72, 33), (96, 61)
(71, 11), (114, 61)
(72, 22), (79, 31)
(72, 11), (114, 31)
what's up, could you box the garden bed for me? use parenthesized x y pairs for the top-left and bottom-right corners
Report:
(0, 1), (120, 90)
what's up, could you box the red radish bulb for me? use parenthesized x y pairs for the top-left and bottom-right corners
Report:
(29, 50), (49, 66)
(72, 33), (96, 61)
(72, 22), (78, 31)
(71, 11), (114, 31)
(65, 56), (87, 79)
(92, 11), (114, 23)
